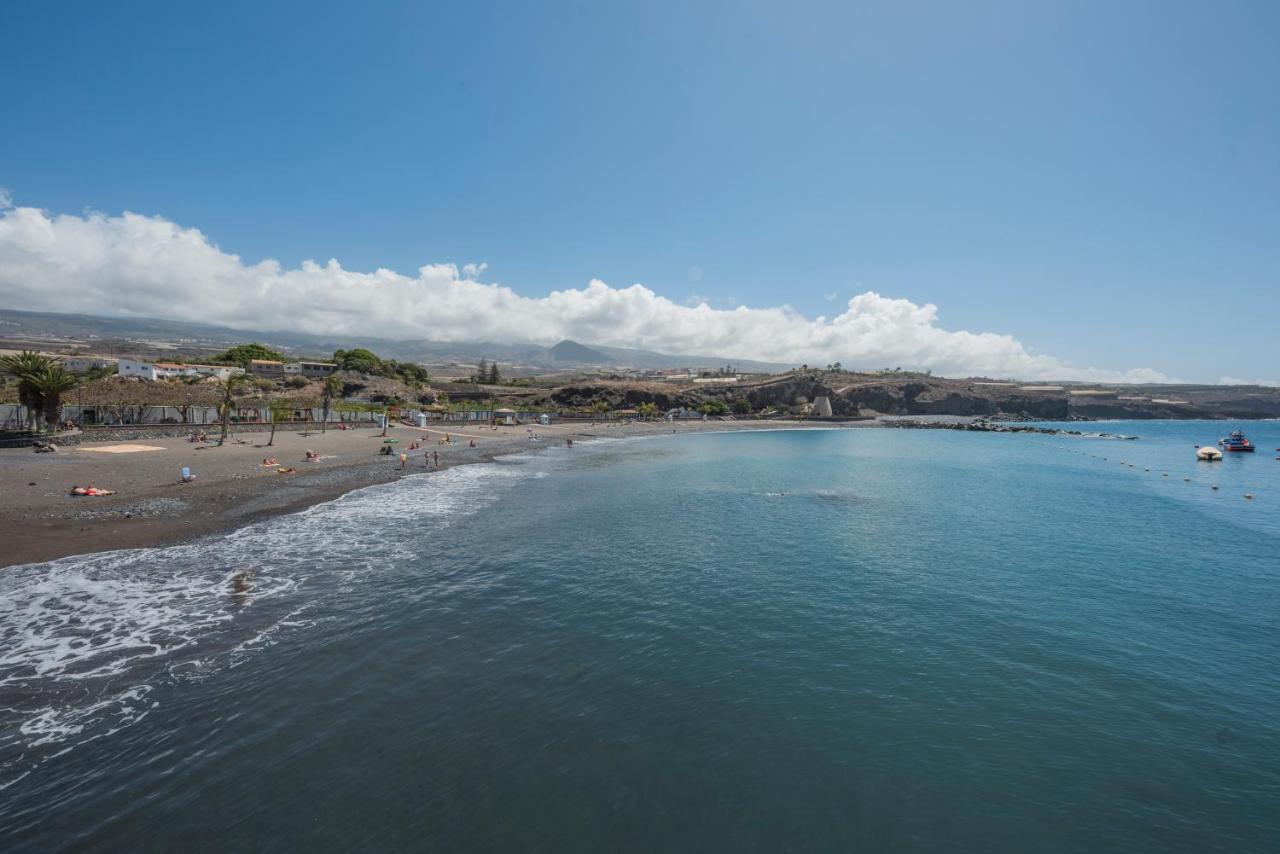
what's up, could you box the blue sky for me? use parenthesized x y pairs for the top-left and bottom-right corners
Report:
(1, 1), (1277, 381)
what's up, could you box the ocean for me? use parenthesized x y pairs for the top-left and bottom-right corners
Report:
(2, 422), (1278, 852)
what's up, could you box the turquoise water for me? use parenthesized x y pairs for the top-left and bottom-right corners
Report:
(2, 423), (1279, 852)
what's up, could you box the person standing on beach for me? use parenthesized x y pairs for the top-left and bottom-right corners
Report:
(399, 451), (408, 470)
(433, 450), (439, 467)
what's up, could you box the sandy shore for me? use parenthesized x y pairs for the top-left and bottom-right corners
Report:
(0, 418), (848, 568)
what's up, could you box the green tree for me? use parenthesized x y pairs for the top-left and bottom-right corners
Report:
(217, 373), (249, 446)
(334, 348), (382, 374)
(0, 352), (80, 431)
(265, 400), (289, 447)
(700, 400), (729, 416)
(487, 361), (501, 385)
(211, 343), (284, 367)
(0, 350), (48, 431)
(321, 374), (342, 433)
(475, 358), (489, 384)
(732, 398), (752, 414)
(389, 361), (430, 385)
(635, 401), (658, 420)
(34, 364), (78, 428)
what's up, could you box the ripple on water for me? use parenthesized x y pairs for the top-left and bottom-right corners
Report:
(0, 459), (539, 789)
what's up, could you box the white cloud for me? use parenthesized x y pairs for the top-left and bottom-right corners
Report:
(0, 204), (1169, 381)
(0, 188), (12, 210)
(1219, 376), (1278, 387)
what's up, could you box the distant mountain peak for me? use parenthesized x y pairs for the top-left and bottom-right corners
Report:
(545, 340), (610, 364)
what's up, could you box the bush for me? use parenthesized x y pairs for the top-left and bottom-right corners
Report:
(333, 348), (382, 374)
(211, 343), (284, 366)
(284, 375), (309, 389)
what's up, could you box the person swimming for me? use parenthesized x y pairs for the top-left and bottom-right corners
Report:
(231, 570), (253, 595)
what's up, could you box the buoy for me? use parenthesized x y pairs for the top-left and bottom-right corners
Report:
(1212, 485), (1219, 491)
(1244, 493), (1254, 500)
(1183, 477), (1190, 482)
(1162, 473), (1168, 477)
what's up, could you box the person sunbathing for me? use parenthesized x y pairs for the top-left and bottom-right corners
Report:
(277, 467), (296, 473)
(71, 485), (116, 496)
(304, 449), (320, 461)
(261, 458), (279, 466)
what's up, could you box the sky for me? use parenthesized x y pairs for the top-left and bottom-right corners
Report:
(1, 1), (1277, 382)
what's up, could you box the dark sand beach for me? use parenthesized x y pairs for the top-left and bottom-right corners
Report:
(0, 418), (836, 568)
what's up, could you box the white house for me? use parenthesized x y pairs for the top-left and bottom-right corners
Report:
(58, 356), (118, 373)
(117, 358), (163, 380)
(117, 359), (243, 381)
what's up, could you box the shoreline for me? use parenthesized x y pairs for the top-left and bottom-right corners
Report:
(0, 419), (845, 569)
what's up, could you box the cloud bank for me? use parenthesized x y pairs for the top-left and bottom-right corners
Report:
(0, 204), (1168, 382)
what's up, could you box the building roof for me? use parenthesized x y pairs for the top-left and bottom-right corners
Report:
(249, 359), (284, 366)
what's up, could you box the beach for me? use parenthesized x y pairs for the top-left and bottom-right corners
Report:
(0, 418), (837, 568)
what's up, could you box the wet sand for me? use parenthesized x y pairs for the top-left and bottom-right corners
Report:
(0, 419), (841, 568)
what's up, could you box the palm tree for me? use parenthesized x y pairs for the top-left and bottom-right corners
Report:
(217, 373), (248, 445)
(0, 351), (78, 431)
(321, 374), (342, 433)
(0, 351), (46, 431)
(30, 364), (78, 429)
(265, 401), (289, 446)
(635, 401), (658, 421)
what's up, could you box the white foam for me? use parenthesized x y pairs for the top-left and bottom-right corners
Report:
(0, 456), (542, 788)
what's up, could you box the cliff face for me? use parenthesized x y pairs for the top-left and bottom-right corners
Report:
(522, 374), (1280, 421)
(543, 374), (1073, 418)
(829, 379), (1069, 418)
(548, 384), (698, 411)
(744, 375), (859, 415)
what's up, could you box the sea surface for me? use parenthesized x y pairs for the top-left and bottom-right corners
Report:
(2, 422), (1278, 852)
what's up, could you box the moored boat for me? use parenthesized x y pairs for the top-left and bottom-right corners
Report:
(1197, 446), (1223, 461)
(1217, 430), (1256, 452)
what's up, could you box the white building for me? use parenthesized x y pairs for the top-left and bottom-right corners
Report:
(117, 359), (243, 381)
(58, 356), (118, 373)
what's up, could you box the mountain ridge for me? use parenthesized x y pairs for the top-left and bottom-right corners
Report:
(0, 308), (789, 372)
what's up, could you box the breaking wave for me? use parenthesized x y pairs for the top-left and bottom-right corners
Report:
(0, 460), (540, 789)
